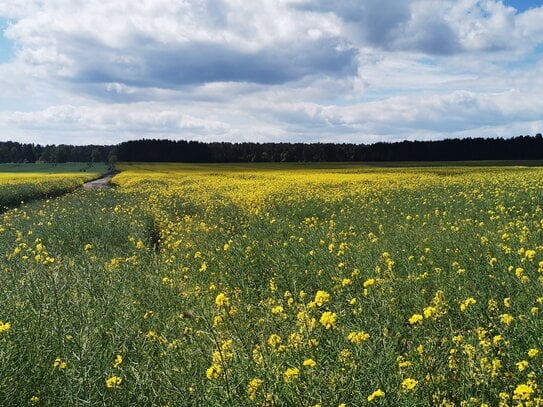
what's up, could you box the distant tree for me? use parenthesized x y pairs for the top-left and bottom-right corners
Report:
(108, 148), (118, 168)
(91, 148), (103, 164)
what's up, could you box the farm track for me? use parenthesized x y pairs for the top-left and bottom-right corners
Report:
(82, 175), (114, 190)
(82, 171), (119, 190)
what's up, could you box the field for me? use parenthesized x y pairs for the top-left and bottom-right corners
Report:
(1, 162), (543, 406)
(0, 163), (109, 210)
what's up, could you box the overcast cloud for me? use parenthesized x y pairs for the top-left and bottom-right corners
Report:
(0, 0), (542, 145)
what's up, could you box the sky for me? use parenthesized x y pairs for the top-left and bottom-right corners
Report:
(0, 1), (543, 146)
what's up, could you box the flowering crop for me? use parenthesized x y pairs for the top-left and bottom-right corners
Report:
(0, 163), (107, 209)
(1, 162), (543, 405)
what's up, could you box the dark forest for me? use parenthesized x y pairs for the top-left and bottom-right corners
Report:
(1, 134), (542, 164)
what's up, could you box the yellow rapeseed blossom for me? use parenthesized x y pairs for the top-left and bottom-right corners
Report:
(423, 306), (437, 318)
(409, 314), (423, 325)
(401, 378), (418, 393)
(0, 321), (11, 333)
(113, 354), (123, 368)
(283, 367), (299, 383)
(397, 356), (412, 369)
(252, 346), (264, 366)
(319, 311), (337, 329)
(215, 293), (230, 307)
(268, 334), (282, 348)
(314, 290), (330, 307)
(363, 278), (375, 288)
(525, 250), (536, 261)
(247, 378), (263, 401)
(367, 389), (385, 402)
(206, 364), (222, 380)
(513, 384), (534, 401)
(460, 297), (477, 312)
(53, 358), (67, 370)
(271, 305), (284, 315)
(341, 278), (352, 287)
(303, 358), (317, 368)
(105, 376), (122, 389)
(347, 331), (370, 344)
(500, 313), (514, 325)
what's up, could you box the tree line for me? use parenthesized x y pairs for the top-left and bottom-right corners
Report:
(1, 134), (542, 164)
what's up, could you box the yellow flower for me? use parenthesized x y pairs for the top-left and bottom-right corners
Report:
(0, 321), (11, 334)
(283, 367), (300, 383)
(516, 360), (529, 372)
(215, 293), (230, 307)
(30, 396), (40, 405)
(247, 378), (263, 401)
(314, 290), (330, 307)
(319, 311), (337, 329)
(401, 378), (418, 393)
(460, 297), (477, 312)
(367, 389), (385, 402)
(206, 364), (222, 380)
(252, 346), (264, 366)
(113, 354), (123, 368)
(347, 331), (370, 344)
(408, 314), (423, 325)
(513, 384), (534, 401)
(528, 348), (539, 358)
(363, 278), (375, 288)
(268, 334), (282, 348)
(303, 358), (316, 368)
(397, 356), (412, 369)
(423, 306), (437, 318)
(105, 375), (122, 388)
(525, 250), (536, 261)
(271, 305), (284, 315)
(53, 358), (67, 369)
(341, 278), (352, 286)
(500, 313), (514, 325)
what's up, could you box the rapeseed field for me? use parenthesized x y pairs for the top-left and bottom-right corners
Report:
(0, 163), (108, 209)
(1, 162), (543, 406)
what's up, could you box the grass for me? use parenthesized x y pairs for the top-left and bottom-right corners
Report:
(0, 162), (109, 174)
(0, 162), (543, 405)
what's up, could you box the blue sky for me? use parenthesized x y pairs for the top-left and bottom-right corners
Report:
(505, 0), (543, 12)
(0, 0), (542, 145)
(0, 18), (13, 63)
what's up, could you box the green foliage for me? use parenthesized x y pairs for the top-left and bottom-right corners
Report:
(0, 163), (543, 405)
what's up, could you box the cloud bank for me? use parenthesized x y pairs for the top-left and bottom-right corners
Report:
(0, 0), (542, 145)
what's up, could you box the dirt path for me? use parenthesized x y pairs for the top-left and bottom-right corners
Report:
(83, 174), (115, 190)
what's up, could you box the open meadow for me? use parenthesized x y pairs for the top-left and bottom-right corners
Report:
(1, 162), (543, 406)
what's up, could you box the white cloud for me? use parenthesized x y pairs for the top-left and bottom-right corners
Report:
(0, 0), (542, 145)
